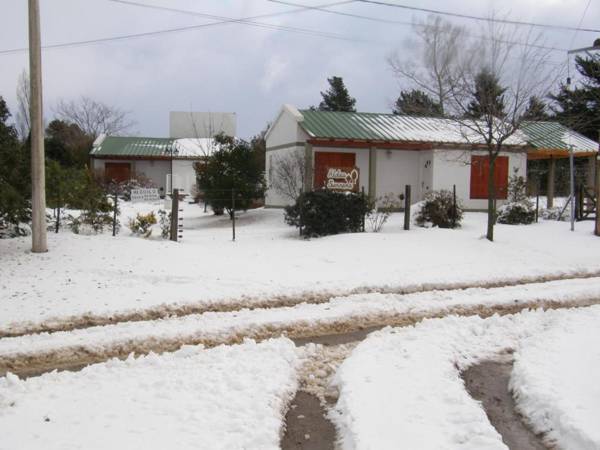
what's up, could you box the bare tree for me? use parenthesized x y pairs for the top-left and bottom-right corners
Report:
(447, 22), (560, 241)
(15, 70), (31, 140)
(54, 96), (135, 139)
(388, 16), (468, 116)
(271, 148), (306, 202)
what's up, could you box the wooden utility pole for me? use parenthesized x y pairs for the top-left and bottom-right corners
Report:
(29, 0), (47, 253)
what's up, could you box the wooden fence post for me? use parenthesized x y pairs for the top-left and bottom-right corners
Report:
(232, 188), (236, 242)
(170, 189), (179, 242)
(404, 184), (411, 231)
(112, 193), (118, 237)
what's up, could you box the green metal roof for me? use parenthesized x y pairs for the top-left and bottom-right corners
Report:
(90, 136), (174, 157)
(298, 109), (525, 145)
(520, 121), (598, 153)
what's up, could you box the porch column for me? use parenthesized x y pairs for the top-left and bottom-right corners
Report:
(588, 155), (597, 188)
(547, 156), (556, 208)
(369, 147), (377, 199)
(304, 142), (313, 192)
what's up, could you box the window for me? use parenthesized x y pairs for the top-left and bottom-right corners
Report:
(470, 155), (509, 200)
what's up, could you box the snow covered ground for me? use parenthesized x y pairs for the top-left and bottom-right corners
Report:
(2, 277), (600, 372)
(511, 313), (600, 450)
(330, 306), (600, 450)
(1, 201), (599, 334)
(0, 338), (299, 450)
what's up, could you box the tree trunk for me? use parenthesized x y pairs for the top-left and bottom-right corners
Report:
(487, 155), (496, 242)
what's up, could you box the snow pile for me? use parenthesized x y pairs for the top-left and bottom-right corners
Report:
(0, 338), (299, 450)
(511, 314), (600, 450)
(330, 306), (600, 450)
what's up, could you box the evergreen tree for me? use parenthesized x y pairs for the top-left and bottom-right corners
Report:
(522, 96), (550, 121)
(45, 119), (93, 168)
(392, 89), (443, 117)
(550, 55), (600, 140)
(195, 134), (266, 217)
(466, 68), (506, 119)
(318, 76), (356, 112)
(0, 96), (30, 228)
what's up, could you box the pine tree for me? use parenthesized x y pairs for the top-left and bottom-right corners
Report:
(550, 55), (600, 140)
(522, 96), (550, 121)
(0, 96), (30, 229)
(195, 134), (266, 217)
(393, 89), (443, 117)
(318, 76), (356, 112)
(466, 68), (506, 119)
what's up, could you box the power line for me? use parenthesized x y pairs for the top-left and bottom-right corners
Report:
(0, 0), (369, 56)
(356, 0), (600, 33)
(268, 0), (569, 53)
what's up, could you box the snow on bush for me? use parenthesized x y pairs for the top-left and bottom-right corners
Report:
(497, 202), (535, 225)
(128, 211), (157, 237)
(510, 313), (600, 450)
(329, 306), (600, 450)
(415, 189), (463, 228)
(0, 338), (300, 450)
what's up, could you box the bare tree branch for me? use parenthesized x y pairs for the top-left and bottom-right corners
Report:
(271, 149), (305, 202)
(54, 96), (136, 139)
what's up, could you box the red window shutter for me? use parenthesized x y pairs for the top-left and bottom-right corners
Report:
(470, 155), (509, 200)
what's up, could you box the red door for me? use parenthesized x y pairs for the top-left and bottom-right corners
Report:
(105, 162), (132, 183)
(314, 152), (356, 190)
(470, 156), (508, 199)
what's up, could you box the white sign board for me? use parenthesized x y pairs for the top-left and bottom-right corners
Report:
(130, 188), (160, 203)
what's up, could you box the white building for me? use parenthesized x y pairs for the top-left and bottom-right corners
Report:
(90, 111), (236, 196)
(265, 105), (529, 210)
(90, 136), (216, 195)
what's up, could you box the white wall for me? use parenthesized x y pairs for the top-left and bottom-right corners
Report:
(134, 160), (171, 193)
(375, 149), (422, 202)
(432, 149), (527, 210)
(172, 159), (198, 195)
(265, 146), (305, 207)
(265, 109), (309, 149)
(169, 112), (237, 138)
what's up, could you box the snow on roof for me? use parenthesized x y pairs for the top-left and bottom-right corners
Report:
(90, 136), (222, 159)
(521, 121), (598, 154)
(298, 109), (527, 146)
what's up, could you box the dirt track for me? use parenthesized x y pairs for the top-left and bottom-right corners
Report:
(3, 297), (600, 378)
(4, 270), (600, 338)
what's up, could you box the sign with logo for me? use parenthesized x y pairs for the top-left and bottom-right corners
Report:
(325, 167), (360, 192)
(130, 188), (160, 203)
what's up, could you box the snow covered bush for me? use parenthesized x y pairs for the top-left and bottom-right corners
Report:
(367, 193), (400, 232)
(128, 212), (157, 238)
(497, 170), (535, 225)
(158, 209), (171, 239)
(497, 202), (535, 225)
(541, 204), (571, 221)
(415, 190), (463, 228)
(284, 190), (369, 237)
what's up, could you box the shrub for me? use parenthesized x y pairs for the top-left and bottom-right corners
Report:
(103, 174), (157, 201)
(158, 209), (171, 239)
(497, 170), (535, 225)
(128, 212), (157, 237)
(68, 171), (117, 234)
(415, 189), (463, 228)
(284, 190), (369, 237)
(497, 202), (535, 224)
(366, 193), (401, 232)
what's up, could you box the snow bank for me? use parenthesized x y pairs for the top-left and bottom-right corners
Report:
(2, 277), (600, 372)
(330, 306), (600, 450)
(0, 338), (299, 450)
(510, 314), (600, 450)
(2, 207), (600, 335)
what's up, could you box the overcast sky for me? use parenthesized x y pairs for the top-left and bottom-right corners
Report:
(1, 0), (599, 139)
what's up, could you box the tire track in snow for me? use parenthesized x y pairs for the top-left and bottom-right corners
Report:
(2, 277), (600, 378)
(3, 270), (600, 338)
